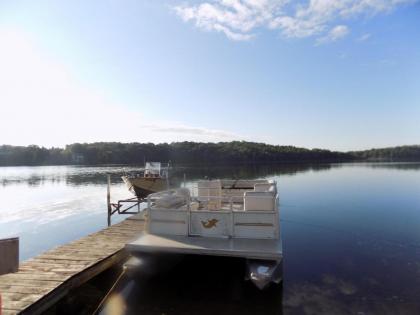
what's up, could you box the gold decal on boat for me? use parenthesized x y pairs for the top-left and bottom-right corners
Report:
(201, 219), (218, 229)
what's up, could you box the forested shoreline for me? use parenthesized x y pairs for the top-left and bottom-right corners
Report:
(0, 142), (419, 166)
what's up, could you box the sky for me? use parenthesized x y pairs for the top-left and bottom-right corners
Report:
(0, 0), (419, 151)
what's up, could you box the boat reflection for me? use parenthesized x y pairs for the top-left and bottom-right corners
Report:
(100, 255), (283, 315)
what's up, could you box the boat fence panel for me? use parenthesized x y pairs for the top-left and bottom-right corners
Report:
(233, 212), (278, 239)
(145, 180), (280, 239)
(148, 209), (189, 236)
(190, 211), (232, 237)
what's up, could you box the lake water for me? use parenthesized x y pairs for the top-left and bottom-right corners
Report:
(1, 163), (420, 314)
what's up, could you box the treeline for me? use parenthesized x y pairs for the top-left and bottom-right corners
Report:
(0, 145), (68, 166)
(351, 145), (420, 161)
(0, 142), (419, 166)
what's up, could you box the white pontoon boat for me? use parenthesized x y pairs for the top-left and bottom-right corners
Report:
(125, 179), (283, 290)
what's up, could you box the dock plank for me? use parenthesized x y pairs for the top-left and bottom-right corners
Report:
(0, 217), (144, 315)
(0, 273), (68, 282)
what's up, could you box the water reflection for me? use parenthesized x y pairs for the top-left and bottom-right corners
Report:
(1, 163), (420, 314)
(2, 162), (418, 188)
(0, 163), (340, 187)
(282, 220), (420, 314)
(362, 162), (420, 171)
(120, 256), (283, 315)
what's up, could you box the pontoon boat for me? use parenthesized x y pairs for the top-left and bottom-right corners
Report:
(126, 179), (283, 290)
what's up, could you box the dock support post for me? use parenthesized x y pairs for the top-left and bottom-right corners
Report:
(0, 237), (19, 275)
(107, 174), (111, 227)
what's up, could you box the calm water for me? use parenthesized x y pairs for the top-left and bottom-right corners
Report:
(1, 163), (420, 314)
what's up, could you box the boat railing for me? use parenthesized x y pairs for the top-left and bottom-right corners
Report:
(192, 194), (279, 212)
(147, 186), (278, 213)
(146, 186), (280, 239)
(188, 192), (280, 239)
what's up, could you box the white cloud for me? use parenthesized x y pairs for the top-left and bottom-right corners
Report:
(0, 28), (241, 147)
(175, 0), (287, 41)
(174, 0), (415, 42)
(142, 123), (242, 139)
(316, 24), (350, 44)
(357, 33), (371, 41)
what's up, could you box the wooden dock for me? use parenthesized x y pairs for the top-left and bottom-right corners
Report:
(0, 216), (144, 315)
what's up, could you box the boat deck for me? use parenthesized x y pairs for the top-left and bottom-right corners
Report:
(0, 216), (144, 315)
(126, 232), (282, 260)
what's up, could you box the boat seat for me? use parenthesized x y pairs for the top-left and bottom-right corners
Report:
(243, 191), (276, 211)
(253, 181), (276, 193)
(175, 188), (191, 198)
(178, 201), (199, 211)
(152, 188), (190, 209)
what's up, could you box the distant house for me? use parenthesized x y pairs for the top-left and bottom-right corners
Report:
(71, 153), (85, 164)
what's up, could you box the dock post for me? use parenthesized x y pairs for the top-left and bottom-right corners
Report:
(0, 237), (19, 275)
(107, 174), (111, 227)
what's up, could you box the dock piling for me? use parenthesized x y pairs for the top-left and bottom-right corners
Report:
(0, 237), (19, 275)
(107, 175), (111, 227)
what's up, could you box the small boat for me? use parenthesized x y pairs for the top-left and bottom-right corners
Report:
(125, 179), (283, 290)
(122, 162), (170, 198)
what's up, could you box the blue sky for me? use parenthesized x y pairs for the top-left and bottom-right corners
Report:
(0, 0), (419, 150)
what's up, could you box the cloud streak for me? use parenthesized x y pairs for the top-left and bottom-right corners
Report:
(316, 24), (350, 44)
(142, 123), (242, 140)
(174, 0), (414, 42)
(357, 33), (371, 41)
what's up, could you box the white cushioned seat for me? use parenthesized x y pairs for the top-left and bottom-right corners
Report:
(254, 181), (277, 193)
(153, 189), (190, 209)
(244, 191), (276, 211)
